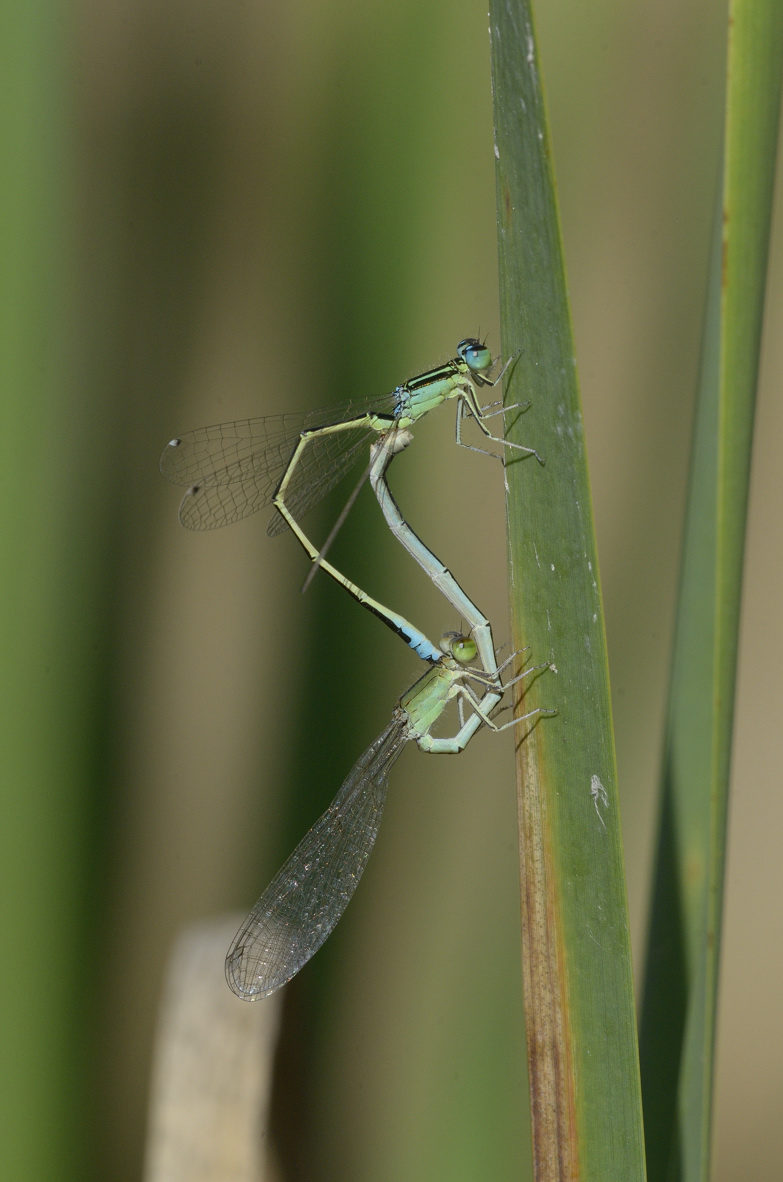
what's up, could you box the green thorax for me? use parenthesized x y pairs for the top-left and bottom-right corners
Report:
(396, 362), (468, 426)
(398, 659), (461, 738)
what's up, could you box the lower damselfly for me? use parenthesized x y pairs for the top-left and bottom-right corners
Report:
(226, 632), (552, 1000)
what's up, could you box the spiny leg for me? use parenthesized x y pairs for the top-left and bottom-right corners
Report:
(455, 391), (544, 463)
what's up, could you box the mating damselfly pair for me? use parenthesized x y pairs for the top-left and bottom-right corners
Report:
(161, 339), (552, 999)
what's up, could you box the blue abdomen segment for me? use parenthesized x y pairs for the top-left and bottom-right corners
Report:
(363, 599), (440, 662)
(407, 631), (441, 663)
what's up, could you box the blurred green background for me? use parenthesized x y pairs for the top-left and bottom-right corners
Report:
(3, 0), (782, 1179)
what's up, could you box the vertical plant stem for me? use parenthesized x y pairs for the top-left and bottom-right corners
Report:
(489, 2), (646, 1178)
(640, 3), (783, 1178)
(0, 4), (96, 1180)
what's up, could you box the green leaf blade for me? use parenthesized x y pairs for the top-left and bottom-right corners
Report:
(640, 3), (783, 1179)
(490, 3), (646, 1178)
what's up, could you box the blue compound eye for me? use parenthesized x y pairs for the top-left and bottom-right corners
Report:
(457, 339), (492, 373)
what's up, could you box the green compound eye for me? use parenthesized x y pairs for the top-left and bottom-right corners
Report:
(451, 635), (478, 664)
(438, 632), (477, 662)
(457, 339), (492, 373)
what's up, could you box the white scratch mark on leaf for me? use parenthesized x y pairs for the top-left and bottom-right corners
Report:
(590, 775), (609, 830)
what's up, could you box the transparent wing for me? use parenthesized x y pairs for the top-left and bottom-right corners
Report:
(226, 716), (409, 1000)
(159, 394), (398, 532)
(264, 422), (377, 537)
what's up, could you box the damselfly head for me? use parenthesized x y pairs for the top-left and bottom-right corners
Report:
(457, 339), (492, 375)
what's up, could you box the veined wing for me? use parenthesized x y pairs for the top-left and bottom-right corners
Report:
(225, 715), (409, 1000)
(178, 424), (374, 531)
(265, 420), (388, 537)
(160, 394), (398, 533)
